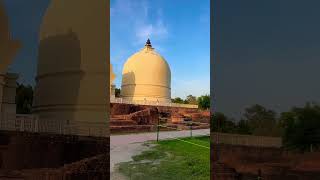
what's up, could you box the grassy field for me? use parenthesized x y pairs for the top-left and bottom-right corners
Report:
(118, 136), (210, 180)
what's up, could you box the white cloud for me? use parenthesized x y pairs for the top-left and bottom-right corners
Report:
(135, 20), (168, 44)
(111, 0), (168, 46)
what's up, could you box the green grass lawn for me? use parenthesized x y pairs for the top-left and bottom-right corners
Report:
(118, 136), (210, 180)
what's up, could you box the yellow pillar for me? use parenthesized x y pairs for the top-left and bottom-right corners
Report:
(33, 0), (109, 137)
(0, 2), (20, 124)
(0, 75), (5, 123)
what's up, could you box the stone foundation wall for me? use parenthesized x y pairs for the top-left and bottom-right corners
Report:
(111, 103), (199, 115)
(211, 143), (320, 180)
(211, 132), (282, 148)
(0, 131), (109, 171)
(110, 103), (209, 133)
(111, 103), (209, 122)
(128, 107), (159, 125)
(15, 154), (109, 180)
(0, 73), (18, 125)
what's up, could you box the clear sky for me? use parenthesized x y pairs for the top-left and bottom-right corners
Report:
(213, 0), (320, 117)
(111, 0), (210, 99)
(3, 0), (50, 85)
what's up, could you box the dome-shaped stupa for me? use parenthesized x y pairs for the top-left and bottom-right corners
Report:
(33, 0), (108, 136)
(121, 39), (171, 103)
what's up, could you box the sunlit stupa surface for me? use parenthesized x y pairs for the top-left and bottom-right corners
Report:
(121, 39), (171, 103)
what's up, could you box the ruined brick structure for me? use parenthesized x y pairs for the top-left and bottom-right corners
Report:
(110, 103), (210, 133)
(0, 131), (109, 180)
(211, 143), (320, 180)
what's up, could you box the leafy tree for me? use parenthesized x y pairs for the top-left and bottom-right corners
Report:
(198, 95), (210, 110)
(115, 88), (121, 97)
(172, 97), (184, 104)
(16, 83), (34, 114)
(237, 119), (252, 135)
(280, 103), (320, 152)
(184, 95), (198, 105)
(242, 104), (279, 136)
(211, 112), (237, 133)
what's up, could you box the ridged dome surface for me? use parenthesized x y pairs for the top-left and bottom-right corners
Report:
(121, 42), (171, 103)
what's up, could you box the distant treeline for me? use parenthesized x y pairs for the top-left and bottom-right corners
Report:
(115, 87), (210, 110)
(212, 103), (320, 152)
(171, 94), (210, 110)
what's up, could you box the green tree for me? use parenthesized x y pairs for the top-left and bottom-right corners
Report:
(184, 95), (198, 105)
(115, 88), (121, 97)
(211, 112), (236, 133)
(237, 119), (252, 135)
(280, 102), (320, 152)
(16, 83), (34, 114)
(172, 97), (184, 104)
(197, 95), (210, 110)
(242, 104), (279, 136)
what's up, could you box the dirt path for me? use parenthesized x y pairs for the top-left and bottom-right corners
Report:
(110, 129), (210, 179)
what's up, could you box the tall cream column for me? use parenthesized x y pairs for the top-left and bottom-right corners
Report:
(0, 2), (20, 123)
(0, 75), (5, 123)
(1, 73), (18, 129)
(33, 0), (109, 137)
(110, 64), (116, 100)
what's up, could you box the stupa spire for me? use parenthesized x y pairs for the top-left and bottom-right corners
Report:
(145, 38), (152, 47)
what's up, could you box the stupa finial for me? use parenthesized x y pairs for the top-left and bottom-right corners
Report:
(145, 38), (152, 47)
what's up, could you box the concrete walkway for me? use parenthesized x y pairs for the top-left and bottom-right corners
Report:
(110, 128), (210, 175)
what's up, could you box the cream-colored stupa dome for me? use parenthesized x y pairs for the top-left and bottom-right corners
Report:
(0, 2), (20, 73)
(33, 0), (109, 136)
(121, 39), (171, 103)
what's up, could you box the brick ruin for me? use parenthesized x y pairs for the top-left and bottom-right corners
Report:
(0, 131), (109, 180)
(211, 143), (320, 180)
(110, 103), (210, 133)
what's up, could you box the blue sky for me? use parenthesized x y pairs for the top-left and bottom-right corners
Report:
(3, 0), (50, 85)
(111, 0), (210, 99)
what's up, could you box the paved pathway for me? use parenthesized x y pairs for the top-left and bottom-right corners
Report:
(110, 128), (210, 176)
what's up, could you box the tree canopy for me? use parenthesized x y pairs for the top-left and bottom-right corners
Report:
(171, 94), (210, 107)
(242, 104), (280, 136)
(184, 95), (197, 104)
(16, 83), (34, 114)
(115, 88), (121, 97)
(197, 95), (210, 110)
(213, 103), (320, 152)
(280, 103), (320, 152)
(172, 97), (184, 104)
